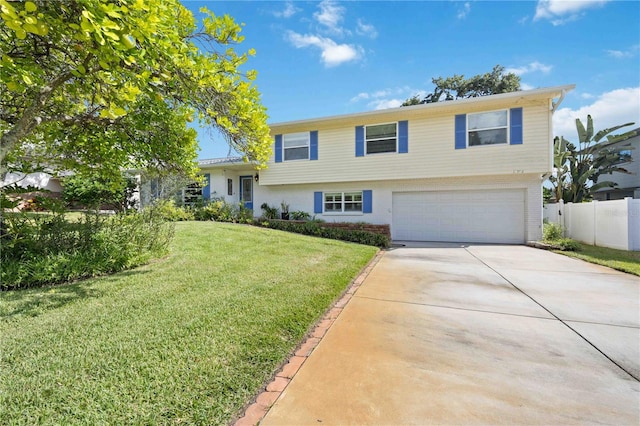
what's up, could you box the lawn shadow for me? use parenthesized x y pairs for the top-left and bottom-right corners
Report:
(0, 269), (151, 320)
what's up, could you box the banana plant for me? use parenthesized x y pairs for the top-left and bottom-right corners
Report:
(550, 115), (635, 203)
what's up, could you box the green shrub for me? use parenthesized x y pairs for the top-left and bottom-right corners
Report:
(549, 238), (580, 251)
(192, 198), (253, 223)
(543, 222), (564, 241)
(290, 210), (311, 221)
(260, 202), (279, 220)
(150, 199), (194, 221)
(542, 222), (579, 251)
(1, 211), (174, 290)
(260, 220), (389, 248)
(62, 173), (137, 211)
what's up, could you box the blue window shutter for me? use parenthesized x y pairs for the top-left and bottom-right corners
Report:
(363, 190), (372, 214)
(510, 107), (523, 145)
(203, 173), (210, 200)
(398, 121), (408, 153)
(275, 134), (283, 163)
(310, 131), (318, 160)
(314, 192), (323, 214)
(355, 126), (364, 157)
(455, 114), (466, 150)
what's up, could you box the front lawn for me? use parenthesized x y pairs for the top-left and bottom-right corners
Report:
(0, 222), (378, 424)
(554, 243), (640, 276)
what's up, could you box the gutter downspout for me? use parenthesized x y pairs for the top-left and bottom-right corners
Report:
(551, 89), (567, 114)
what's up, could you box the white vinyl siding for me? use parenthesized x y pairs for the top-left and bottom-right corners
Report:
(263, 99), (552, 186)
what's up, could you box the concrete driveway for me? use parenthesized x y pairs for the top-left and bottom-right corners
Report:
(261, 243), (640, 425)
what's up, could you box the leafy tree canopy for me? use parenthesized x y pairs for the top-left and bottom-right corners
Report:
(0, 0), (271, 179)
(549, 115), (636, 203)
(402, 65), (521, 106)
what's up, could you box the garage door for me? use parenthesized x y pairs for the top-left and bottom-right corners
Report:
(392, 189), (525, 243)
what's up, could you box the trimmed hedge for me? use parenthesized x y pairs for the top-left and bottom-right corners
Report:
(260, 219), (390, 248)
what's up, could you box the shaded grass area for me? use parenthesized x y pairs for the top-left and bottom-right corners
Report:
(0, 222), (378, 425)
(554, 243), (640, 276)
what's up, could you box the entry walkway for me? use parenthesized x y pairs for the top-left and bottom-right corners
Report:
(261, 243), (640, 425)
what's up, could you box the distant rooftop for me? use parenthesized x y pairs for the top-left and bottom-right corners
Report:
(198, 156), (245, 166)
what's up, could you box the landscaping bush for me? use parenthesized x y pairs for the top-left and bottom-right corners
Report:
(192, 198), (253, 223)
(261, 220), (389, 248)
(260, 202), (279, 220)
(290, 210), (311, 221)
(543, 222), (564, 241)
(542, 222), (579, 251)
(150, 199), (195, 221)
(63, 173), (137, 211)
(1, 210), (174, 290)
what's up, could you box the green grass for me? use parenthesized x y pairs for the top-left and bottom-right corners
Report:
(554, 243), (640, 276)
(0, 222), (378, 425)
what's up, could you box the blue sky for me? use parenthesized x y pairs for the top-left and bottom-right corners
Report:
(184, 0), (640, 159)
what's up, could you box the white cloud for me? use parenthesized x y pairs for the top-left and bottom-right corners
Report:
(273, 1), (300, 19)
(356, 19), (378, 39)
(369, 99), (404, 110)
(314, 0), (346, 35)
(506, 61), (553, 76)
(553, 87), (640, 139)
(534, 0), (609, 25)
(350, 86), (426, 110)
(521, 83), (535, 91)
(606, 44), (640, 59)
(457, 2), (471, 19)
(580, 92), (595, 99)
(286, 31), (362, 67)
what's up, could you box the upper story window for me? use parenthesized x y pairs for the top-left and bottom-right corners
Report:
(283, 132), (310, 161)
(366, 123), (397, 154)
(468, 110), (508, 146)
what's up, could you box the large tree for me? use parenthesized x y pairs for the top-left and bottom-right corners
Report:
(549, 115), (635, 203)
(0, 0), (271, 178)
(402, 65), (521, 106)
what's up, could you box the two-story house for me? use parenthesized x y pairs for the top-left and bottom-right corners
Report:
(199, 84), (574, 244)
(593, 128), (640, 201)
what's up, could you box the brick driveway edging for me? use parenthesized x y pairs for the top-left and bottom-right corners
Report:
(233, 250), (385, 426)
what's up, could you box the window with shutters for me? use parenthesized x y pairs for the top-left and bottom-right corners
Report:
(365, 123), (397, 154)
(468, 110), (508, 146)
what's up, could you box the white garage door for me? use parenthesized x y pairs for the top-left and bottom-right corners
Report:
(392, 189), (525, 243)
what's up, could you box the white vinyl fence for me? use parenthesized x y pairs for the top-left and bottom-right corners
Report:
(543, 198), (640, 251)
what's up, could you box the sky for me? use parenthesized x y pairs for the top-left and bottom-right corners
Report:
(183, 0), (640, 160)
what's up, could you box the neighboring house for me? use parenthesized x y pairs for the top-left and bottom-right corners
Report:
(198, 85), (574, 244)
(593, 128), (640, 201)
(1, 171), (64, 196)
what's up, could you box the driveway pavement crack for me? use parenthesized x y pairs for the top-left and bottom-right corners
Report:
(464, 248), (640, 382)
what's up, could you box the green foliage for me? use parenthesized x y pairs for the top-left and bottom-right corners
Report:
(149, 199), (195, 222)
(0, 222), (377, 424)
(402, 65), (520, 105)
(0, 0), (271, 179)
(543, 222), (564, 241)
(290, 210), (311, 221)
(542, 222), (579, 251)
(62, 173), (136, 211)
(152, 197), (253, 223)
(549, 115), (636, 203)
(261, 220), (390, 248)
(1, 210), (174, 289)
(260, 202), (279, 220)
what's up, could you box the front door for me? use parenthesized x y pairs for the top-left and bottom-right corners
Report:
(239, 176), (253, 209)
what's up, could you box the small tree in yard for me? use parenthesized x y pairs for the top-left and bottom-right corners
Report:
(549, 115), (635, 203)
(0, 0), (271, 180)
